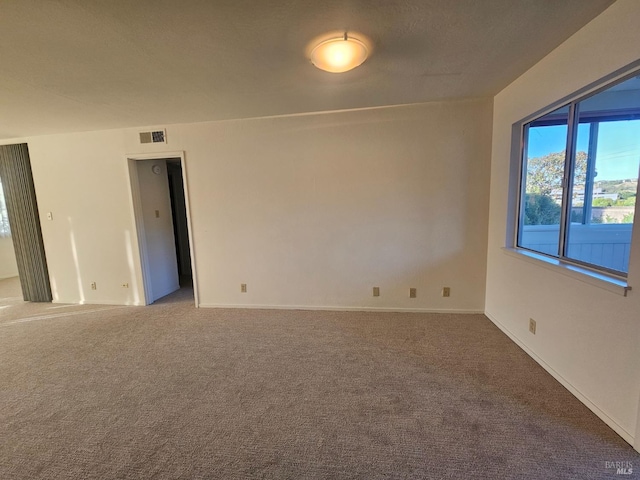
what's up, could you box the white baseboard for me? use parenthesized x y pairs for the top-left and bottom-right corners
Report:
(485, 310), (635, 446)
(198, 303), (484, 314)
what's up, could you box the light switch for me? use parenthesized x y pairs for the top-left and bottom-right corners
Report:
(46, 212), (53, 221)
(155, 210), (160, 218)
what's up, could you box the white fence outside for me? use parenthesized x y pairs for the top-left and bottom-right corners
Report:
(520, 223), (633, 272)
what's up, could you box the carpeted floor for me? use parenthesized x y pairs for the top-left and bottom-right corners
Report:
(0, 276), (638, 479)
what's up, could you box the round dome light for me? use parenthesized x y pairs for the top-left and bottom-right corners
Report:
(309, 33), (370, 73)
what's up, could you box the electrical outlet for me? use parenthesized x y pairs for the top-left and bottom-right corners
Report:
(241, 283), (247, 293)
(529, 318), (537, 334)
(121, 283), (129, 288)
(373, 287), (380, 297)
(90, 282), (97, 290)
(442, 287), (450, 297)
(409, 288), (417, 298)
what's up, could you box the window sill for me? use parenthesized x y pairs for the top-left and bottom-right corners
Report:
(501, 247), (631, 297)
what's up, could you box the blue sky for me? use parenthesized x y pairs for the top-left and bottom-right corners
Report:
(527, 120), (640, 181)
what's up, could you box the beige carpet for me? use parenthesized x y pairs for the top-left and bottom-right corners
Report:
(0, 276), (638, 479)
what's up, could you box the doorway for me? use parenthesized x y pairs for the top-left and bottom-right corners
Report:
(166, 160), (192, 287)
(127, 152), (197, 306)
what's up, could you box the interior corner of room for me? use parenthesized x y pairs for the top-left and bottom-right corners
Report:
(0, 0), (639, 475)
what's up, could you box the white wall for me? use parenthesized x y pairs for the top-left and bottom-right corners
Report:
(137, 100), (492, 311)
(24, 130), (145, 305)
(0, 236), (18, 279)
(2, 98), (492, 312)
(135, 159), (179, 302)
(485, 0), (640, 449)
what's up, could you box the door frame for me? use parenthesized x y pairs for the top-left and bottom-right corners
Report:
(126, 150), (199, 307)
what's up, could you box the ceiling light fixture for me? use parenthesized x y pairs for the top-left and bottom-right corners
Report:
(308, 32), (370, 73)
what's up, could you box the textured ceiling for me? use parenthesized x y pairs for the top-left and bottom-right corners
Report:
(0, 0), (615, 139)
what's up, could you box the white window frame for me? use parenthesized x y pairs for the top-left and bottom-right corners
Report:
(505, 62), (640, 296)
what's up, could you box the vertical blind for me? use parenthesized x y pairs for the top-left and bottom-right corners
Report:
(0, 144), (52, 302)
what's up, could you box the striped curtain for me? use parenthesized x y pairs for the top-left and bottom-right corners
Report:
(0, 144), (52, 302)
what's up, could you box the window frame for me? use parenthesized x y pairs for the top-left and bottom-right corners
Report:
(511, 64), (640, 283)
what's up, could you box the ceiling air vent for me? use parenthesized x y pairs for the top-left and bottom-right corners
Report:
(139, 129), (167, 144)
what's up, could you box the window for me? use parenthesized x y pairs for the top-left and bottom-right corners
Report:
(0, 179), (10, 238)
(518, 73), (640, 276)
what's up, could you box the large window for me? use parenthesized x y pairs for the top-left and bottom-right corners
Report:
(0, 179), (10, 238)
(518, 73), (640, 276)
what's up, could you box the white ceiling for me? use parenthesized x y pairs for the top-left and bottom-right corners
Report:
(0, 0), (614, 139)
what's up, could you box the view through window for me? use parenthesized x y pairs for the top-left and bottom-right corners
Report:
(518, 74), (640, 275)
(0, 179), (10, 237)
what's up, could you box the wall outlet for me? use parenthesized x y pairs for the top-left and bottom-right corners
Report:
(90, 282), (97, 290)
(240, 283), (247, 293)
(409, 288), (417, 298)
(529, 318), (537, 334)
(121, 283), (129, 288)
(373, 287), (380, 297)
(442, 287), (450, 297)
